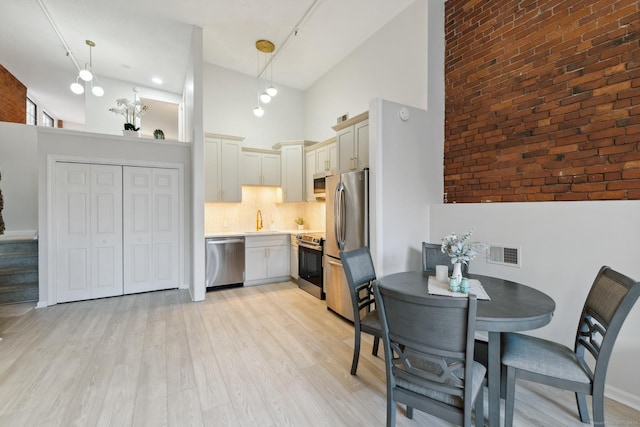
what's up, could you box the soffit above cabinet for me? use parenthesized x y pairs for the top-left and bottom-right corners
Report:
(272, 140), (318, 150)
(332, 111), (369, 132)
(204, 132), (245, 141)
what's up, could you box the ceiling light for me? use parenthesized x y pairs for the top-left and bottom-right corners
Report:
(78, 40), (95, 81)
(253, 39), (276, 116)
(70, 40), (103, 97)
(260, 92), (272, 104)
(91, 83), (104, 97)
(152, 77), (163, 85)
(70, 78), (84, 94)
(266, 85), (278, 97)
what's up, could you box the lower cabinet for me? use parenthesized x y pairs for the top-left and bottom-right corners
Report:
(244, 234), (290, 286)
(290, 235), (299, 280)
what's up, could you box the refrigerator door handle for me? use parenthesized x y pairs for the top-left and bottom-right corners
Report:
(335, 182), (346, 250)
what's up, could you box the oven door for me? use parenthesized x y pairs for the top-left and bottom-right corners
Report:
(298, 243), (324, 299)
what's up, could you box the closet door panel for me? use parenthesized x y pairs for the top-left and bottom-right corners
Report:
(91, 165), (123, 298)
(123, 167), (154, 294)
(152, 169), (179, 289)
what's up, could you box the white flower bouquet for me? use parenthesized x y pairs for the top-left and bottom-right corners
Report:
(109, 98), (149, 131)
(441, 229), (488, 266)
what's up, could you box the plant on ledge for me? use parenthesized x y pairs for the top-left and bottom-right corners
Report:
(109, 97), (149, 131)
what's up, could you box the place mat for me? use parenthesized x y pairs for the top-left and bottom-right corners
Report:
(427, 276), (491, 300)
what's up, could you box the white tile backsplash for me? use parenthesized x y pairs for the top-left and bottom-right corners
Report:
(205, 186), (325, 233)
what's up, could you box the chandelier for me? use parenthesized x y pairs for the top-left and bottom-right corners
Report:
(253, 39), (277, 117)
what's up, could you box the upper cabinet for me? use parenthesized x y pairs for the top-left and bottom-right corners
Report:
(205, 134), (243, 202)
(273, 140), (316, 202)
(242, 148), (281, 186)
(315, 139), (337, 173)
(304, 137), (336, 201)
(333, 112), (369, 171)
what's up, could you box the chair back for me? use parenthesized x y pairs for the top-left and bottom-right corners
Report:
(422, 242), (468, 275)
(341, 247), (377, 321)
(575, 266), (640, 386)
(375, 282), (481, 421)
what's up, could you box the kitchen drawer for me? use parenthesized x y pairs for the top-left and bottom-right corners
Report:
(245, 234), (289, 248)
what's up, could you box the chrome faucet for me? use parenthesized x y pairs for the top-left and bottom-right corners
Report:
(256, 209), (263, 231)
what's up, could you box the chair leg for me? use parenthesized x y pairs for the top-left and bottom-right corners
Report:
(406, 405), (413, 419)
(504, 366), (517, 427)
(575, 392), (590, 423)
(351, 331), (361, 375)
(387, 396), (396, 427)
(591, 388), (604, 426)
(474, 384), (484, 427)
(372, 336), (380, 356)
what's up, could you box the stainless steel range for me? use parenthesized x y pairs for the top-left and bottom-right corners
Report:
(297, 232), (325, 299)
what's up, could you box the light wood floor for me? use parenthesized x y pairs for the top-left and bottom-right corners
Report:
(0, 281), (638, 426)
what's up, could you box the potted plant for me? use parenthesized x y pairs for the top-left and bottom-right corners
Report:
(109, 95), (149, 136)
(295, 217), (305, 230)
(441, 229), (488, 284)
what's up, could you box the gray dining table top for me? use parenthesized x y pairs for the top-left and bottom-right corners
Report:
(377, 270), (556, 332)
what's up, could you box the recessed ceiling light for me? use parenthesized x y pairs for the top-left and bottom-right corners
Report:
(152, 77), (163, 85)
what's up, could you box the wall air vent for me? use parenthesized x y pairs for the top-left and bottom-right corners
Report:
(337, 113), (349, 124)
(487, 245), (521, 267)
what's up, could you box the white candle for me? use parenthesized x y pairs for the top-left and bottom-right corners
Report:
(435, 265), (449, 282)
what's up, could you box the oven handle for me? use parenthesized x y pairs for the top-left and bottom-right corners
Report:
(298, 242), (323, 251)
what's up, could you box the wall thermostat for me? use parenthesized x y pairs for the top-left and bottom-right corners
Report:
(399, 106), (410, 121)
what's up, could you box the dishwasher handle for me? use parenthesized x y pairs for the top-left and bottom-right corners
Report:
(207, 238), (245, 245)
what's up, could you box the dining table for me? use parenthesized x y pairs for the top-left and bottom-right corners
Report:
(377, 270), (556, 427)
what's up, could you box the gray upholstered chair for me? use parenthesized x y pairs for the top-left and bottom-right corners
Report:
(341, 247), (381, 375)
(374, 282), (485, 427)
(501, 266), (640, 427)
(422, 241), (468, 275)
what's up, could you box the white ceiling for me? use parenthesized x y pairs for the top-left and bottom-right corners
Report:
(0, 0), (415, 126)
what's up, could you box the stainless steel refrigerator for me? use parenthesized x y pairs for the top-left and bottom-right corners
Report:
(324, 169), (369, 321)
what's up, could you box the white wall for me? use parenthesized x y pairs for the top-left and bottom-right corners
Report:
(202, 63), (305, 149)
(188, 26), (206, 302)
(430, 201), (640, 407)
(369, 99), (440, 277)
(304, 0), (429, 142)
(0, 122), (38, 235)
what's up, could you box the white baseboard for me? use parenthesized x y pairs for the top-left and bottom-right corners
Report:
(606, 384), (640, 411)
(36, 301), (48, 309)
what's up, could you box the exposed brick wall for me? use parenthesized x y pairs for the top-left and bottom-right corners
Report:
(0, 65), (27, 124)
(444, 0), (640, 202)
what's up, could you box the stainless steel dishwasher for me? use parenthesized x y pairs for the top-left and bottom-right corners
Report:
(205, 237), (245, 289)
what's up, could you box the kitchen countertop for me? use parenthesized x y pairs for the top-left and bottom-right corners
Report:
(205, 229), (323, 238)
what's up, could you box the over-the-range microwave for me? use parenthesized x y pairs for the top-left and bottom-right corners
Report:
(313, 171), (334, 199)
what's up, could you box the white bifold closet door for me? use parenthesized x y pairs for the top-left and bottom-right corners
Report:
(123, 166), (179, 294)
(55, 163), (123, 303)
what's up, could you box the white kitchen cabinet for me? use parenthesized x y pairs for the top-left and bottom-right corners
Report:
(280, 144), (304, 202)
(204, 134), (243, 202)
(241, 148), (281, 186)
(305, 150), (316, 201)
(290, 234), (299, 280)
(244, 234), (290, 286)
(335, 113), (369, 171)
(315, 141), (337, 172)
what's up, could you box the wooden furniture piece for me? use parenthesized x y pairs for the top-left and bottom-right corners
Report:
(502, 266), (640, 427)
(340, 247), (382, 375)
(377, 270), (555, 427)
(374, 282), (485, 427)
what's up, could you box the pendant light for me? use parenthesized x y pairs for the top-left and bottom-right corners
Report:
(253, 40), (275, 117)
(79, 40), (95, 81)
